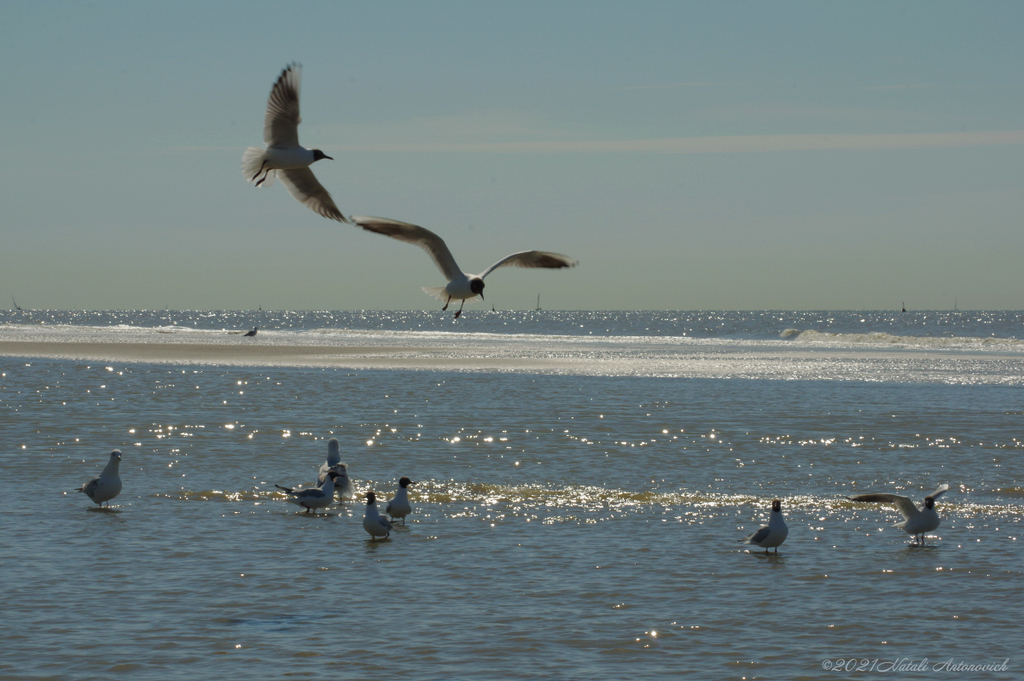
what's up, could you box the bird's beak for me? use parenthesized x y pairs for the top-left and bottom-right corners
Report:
(480, 292), (485, 301)
(324, 154), (334, 160)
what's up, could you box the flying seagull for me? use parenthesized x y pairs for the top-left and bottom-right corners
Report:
(241, 63), (349, 223)
(848, 483), (949, 545)
(738, 498), (788, 554)
(351, 215), (578, 318)
(75, 450), (123, 508)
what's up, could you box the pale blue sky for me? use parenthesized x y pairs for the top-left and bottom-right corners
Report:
(2, 1), (1022, 310)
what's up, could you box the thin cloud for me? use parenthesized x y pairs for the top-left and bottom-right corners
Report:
(339, 130), (1024, 154)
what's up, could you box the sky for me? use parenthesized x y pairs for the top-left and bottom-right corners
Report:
(1, 1), (1022, 311)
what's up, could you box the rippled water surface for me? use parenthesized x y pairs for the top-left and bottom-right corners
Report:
(1, 311), (1022, 679)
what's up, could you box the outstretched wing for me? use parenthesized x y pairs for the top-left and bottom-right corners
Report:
(478, 251), (578, 280)
(351, 216), (463, 282)
(264, 63), (301, 147)
(848, 493), (919, 520)
(278, 168), (348, 222)
(929, 483), (950, 500)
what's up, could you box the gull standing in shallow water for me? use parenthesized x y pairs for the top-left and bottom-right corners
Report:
(317, 438), (356, 501)
(362, 492), (393, 540)
(386, 477), (414, 525)
(276, 471), (339, 514)
(75, 449), (122, 508)
(241, 63), (349, 223)
(351, 216), (578, 318)
(738, 499), (788, 554)
(848, 483), (949, 545)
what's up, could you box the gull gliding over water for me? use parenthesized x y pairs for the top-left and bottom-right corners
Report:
(241, 63), (348, 223)
(351, 216), (578, 318)
(848, 484), (949, 545)
(738, 499), (788, 554)
(75, 449), (122, 507)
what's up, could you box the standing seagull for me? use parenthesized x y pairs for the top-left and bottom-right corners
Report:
(351, 216), (578, 318)
(848, 484), (949, 545)
(362, 492), (393, 540)
(386, 477), (414, 525)
(75, 450), (123, 508)
(317, 438), (356, 501)
(738, 499), (788, 554)
(276, 471), (339, 514)
(241, 63), (349, 223)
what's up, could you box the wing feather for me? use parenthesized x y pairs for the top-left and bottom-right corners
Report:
(278, 168), (348, 222)
(929, 483), (950, 500)
(848, 493), (919, 520)
(351, 216), (463, 281)
(264, 63), (301, 147)
(478, 250), (578, 279)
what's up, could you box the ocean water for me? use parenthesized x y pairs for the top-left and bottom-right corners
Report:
(1, 310), (1021, 680)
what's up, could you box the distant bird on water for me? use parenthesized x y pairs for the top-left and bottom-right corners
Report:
(848, 483), (949, 545)
(362, 492), (393, 539)
(75, 450), (122, 508)
(351, 215), (578, 318)
(243, 327), (258, 337)
(241, 63), (349, 223)
(276, 471), (339, 514)
(386, 477), (415, 524)
(317, 438), (356, 501)
(738, 498), (788, 554)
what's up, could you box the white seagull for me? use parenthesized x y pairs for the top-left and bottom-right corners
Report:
(276, 471), (339, 514)
(848, 483), (949, 545)
(75, 449), (123, 508)
(351, 216), (578, 318)
(317, 438), (356, 501)
(362, 492), (393, 540)
(738, 499), (788, 554)
(241, 63), (349, 223)
(386, 477), (414, 525)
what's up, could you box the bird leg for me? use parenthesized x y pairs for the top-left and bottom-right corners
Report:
(454, 299), (466, 319)
(251, 160), (269, 183)
(441, 296), (451, 311)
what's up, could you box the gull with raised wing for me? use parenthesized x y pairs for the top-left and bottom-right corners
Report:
(276, 471), (339, 514)
(362, 492), (393, 540)
(241, 63), (349, 223)
(351, 216), (578, 318)
(386, 477), (414, 525)
(738, 499), (788, 554)
(75, 449), (123, 508)
(317, 438), (356, 501)
(848, 484), (949, 545)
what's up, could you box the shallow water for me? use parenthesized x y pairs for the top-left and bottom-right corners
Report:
(1, 311), (1022, 679)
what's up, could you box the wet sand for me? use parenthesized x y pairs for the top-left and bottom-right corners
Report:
(0, 339), (566, 371)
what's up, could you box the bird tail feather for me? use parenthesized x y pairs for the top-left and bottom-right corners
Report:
(422, 286), (449, 302)
(242, 146), (276, 187)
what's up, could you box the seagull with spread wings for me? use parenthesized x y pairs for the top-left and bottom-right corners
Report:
(849, 483), (950, 545)
(352, 216), (577, 317)
(241, 63), (348, 223)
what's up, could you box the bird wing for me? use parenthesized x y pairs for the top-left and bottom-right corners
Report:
(929, 483), (950, 500)
(264, 63), (301, 147)
(848, 493), (919, 520)
(378, 516), (394, 530)
(742, 526), (770, 544)
(277, 168), (348, 222)
(477, 251), (578, 280)
(351, 216), (463, 282)
(275, 484), (296, 494)
(78, 477), (100, 496)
